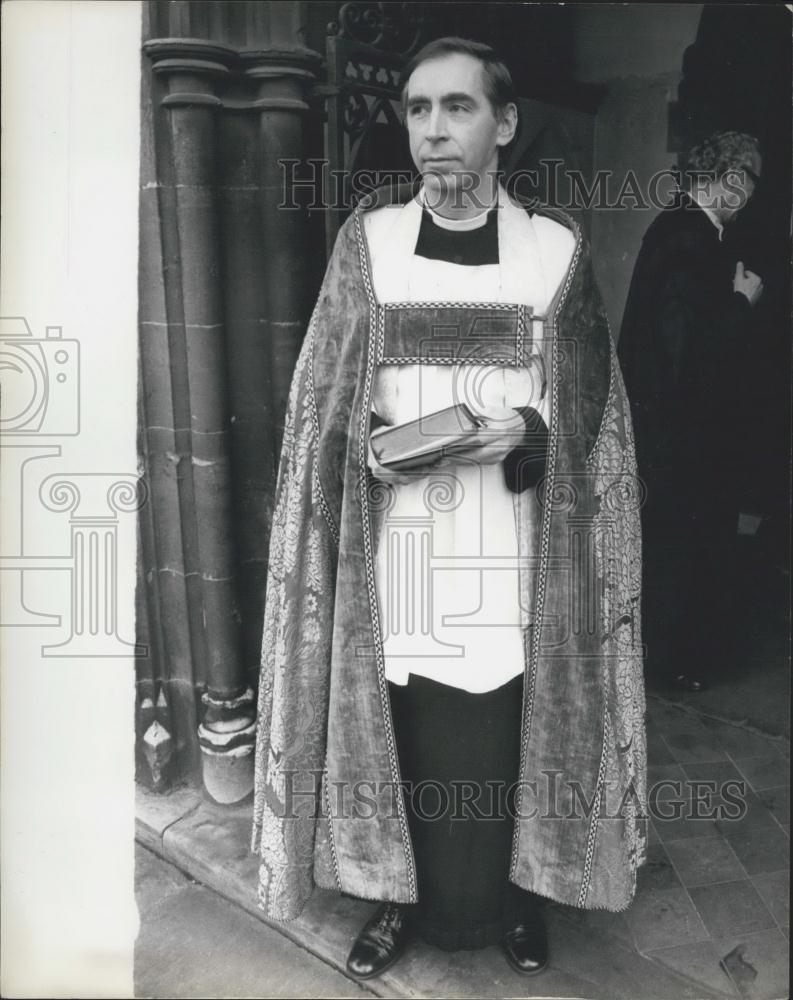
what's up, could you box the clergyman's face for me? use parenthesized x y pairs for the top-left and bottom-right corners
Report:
(404, 52), (515, 205)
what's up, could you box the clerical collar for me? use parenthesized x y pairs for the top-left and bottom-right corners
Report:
(414, 201), (499, 266)
(419, 187), (496, 231)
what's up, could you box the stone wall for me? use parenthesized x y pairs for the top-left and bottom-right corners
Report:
(571, 4), (703, 336)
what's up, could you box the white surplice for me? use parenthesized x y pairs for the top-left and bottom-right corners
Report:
(364, 188), (575, 693)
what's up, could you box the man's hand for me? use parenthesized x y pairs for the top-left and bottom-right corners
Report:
(733, 261), (763, 306)
(456, 407), (529, 465)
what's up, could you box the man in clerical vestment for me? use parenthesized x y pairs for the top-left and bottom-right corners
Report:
(252, 37), (646, 980)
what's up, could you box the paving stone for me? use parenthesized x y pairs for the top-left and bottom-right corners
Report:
(663, 733), (729, 765)
(734, 755), (790, 792)
(637, 842), (682, 892)
(645, 698), (691, 730)
(665, 835), (746, 887)
(647, 737), (677, 764)
(716, 927), (790, 1000)
(724, 825), (790, 876)
(544, 907), (710, 1000)
(698, 719), (782, 761)
(652, 806), (720, 843)
(646, 722), (677, 766)
(291, 900), (629, 1000)
(576, 907), (636, 949)
(627, 887), (710, 952)
(659, 718), (729, 765)
(669, 774), (743, 826)
(136, 783), (203, 852)
(646, 739), (677, 767)
(751, 870), (790, 928)
(688, 880), (776, 940)
(159, 818), (616, 1000)
(289, 891), (389, 983)
(756, 785), (790, 826)
(386, 931), (610, 1000)
(681, 760), (745, 786)
(155, 805), (696, 1000)
(715, 789), (780, 840)
(648, 773), (735, 825)
(162, 798), (261, 918)
(708, 786), (755, 825)
(136, 843), (197, 915)
(644, 939), (740, 998)
(646, 764), (705, 823)
(647, 763), (687, 801)
(364, 901), (714, 1000)
(134, 758), (788, 1000)
(135, 871), (373, 998)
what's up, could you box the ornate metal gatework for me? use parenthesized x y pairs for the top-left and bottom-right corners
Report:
(322, 2), (428, 253)
(320, 2), (602, 250)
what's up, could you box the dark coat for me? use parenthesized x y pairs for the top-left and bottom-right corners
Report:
(618, 194), (754, 677)
(618, 193), (753, 523)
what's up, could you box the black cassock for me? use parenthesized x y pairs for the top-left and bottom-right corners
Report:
(618, 192), (753, 682)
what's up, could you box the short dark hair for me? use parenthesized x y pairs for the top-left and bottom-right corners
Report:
(678, 131), (760, 190)
(400, 36), (516, 119)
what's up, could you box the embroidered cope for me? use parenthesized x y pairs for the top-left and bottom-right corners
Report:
(251, 185), (648, 922)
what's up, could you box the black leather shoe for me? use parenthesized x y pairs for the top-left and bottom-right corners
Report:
(502, 908), (548, 975)
(346, 903), (411, 980)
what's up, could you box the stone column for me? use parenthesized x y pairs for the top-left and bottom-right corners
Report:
(144, 38), (255, 804)
(243, 4), (321, 447)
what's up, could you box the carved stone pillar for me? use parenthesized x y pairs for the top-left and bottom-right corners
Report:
(140, 3), (323, 797)
(144, 37), (254, 804)
(243, 34), (321, 446)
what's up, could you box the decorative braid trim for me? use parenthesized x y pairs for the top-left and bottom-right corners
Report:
(382, 300), (519, 310)
(312, 462), (339, 547)
(518, 303), (526, 360)
(578, 709), (610, 907)
(353, 209), (418, 903)
(323, 766), (342, 889)
(378, 355), (524, 366)
(307, 321), (340, 547)
(509, 229), (584, 877)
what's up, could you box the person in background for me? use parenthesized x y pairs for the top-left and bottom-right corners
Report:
(618, 131), (764, 693)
